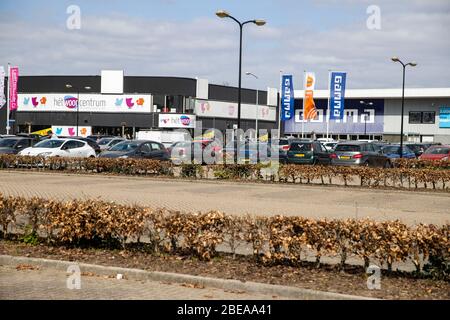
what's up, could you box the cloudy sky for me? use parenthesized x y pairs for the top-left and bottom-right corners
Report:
(0, 0), (449, 90)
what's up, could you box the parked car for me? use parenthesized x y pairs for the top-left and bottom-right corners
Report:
(15, 133), (44, 143)
(168, 141), (220, 164)
(323, 141), (338, 152)
(18, 139), (97, 158)
(97, 137), (126, 151)
(331, 141), (391, 167)
(419, 145), (450, 161)
(405, 143), (433, 157)
(286, 140), (331, 165)
(98, 140), (169, 161)
(223, 142), (272, 164)
(0, 137), (35, 154)
(59, 136), (102, 155)
(381, 145), (416, 159)
(268, 138), (292, 163)
(86, 135), (115, 143)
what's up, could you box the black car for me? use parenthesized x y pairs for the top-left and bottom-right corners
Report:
(99, 140), (169, 161)
(285, 139), (331, 165)
(0, 137), (35, 154)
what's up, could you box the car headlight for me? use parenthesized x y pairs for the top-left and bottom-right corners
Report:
(38, 152), (53, 157)
(118, 155), (129, 159)
(442, 156), (449, 161)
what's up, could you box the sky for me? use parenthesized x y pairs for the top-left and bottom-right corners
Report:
(0, 0), (449, 90)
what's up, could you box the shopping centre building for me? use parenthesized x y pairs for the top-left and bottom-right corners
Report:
(1, 70), (449, 143)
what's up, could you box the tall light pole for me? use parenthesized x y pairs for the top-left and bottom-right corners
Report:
(65, 84), (91, 136)
(359, 101), (373, 138)
(216, 10), (265, 136)
(391, 57), (417, 158)
(245, 72), (259, 140)
(278, 70), (283, 139)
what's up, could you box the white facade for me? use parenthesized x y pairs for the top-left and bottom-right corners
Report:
(290, 88), (450, 143)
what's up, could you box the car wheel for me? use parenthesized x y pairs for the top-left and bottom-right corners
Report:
(384, 161), (391, 169)
(363, 161), (370, 167)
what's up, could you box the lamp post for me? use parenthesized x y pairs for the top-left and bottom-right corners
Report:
(65, 84), (91, 136)
(216, 10), (265, 136)
(245, 72), (259, 141)
(359, 101), (373, 138)
(391, 57), (417, 158)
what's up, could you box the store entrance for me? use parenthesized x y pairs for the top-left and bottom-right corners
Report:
(92, 127), (135, 139)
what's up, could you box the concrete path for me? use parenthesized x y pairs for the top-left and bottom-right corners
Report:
(0, 264), (283, 300)
(0, 171), (449, 225)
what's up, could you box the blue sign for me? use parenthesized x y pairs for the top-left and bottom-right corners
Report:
(329, 72), (347, 120)
(439, 107), (450, 128)
(281, 75), (294, 121)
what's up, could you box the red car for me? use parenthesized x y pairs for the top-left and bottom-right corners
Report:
(419, 145), (450, 161)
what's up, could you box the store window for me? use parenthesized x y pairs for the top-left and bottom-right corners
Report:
(409, 111), (435, 124)
(409, 111), (422, 124)
(422, 111), (435, 124)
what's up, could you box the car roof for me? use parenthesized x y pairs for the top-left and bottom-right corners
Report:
(1, 136), (29, 140)
(429, 144), (450, 148)
(336, 141), (369, 145)
(289, 139), (315, 143)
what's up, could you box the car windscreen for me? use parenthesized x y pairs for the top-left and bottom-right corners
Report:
(335, 144), (361, 152)
(289, 142), (312, 152)
(0, 139), (19, 148)
(424, 147), (450, 155)
(98, 138), (113, 145)
(406, 145), (421, 153)
(109, 141), (140, 151)
(383, 146), (401, 154)
(33, 140), (64, 148)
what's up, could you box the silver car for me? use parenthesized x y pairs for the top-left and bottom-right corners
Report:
(97, 137), (126, 151)
(330, 141), (391, 167)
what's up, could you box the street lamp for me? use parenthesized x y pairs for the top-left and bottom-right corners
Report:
(359, 101), (373, 138)
(65, 84), (91, 136)
(245, 72), (259, 140)
(391, 57), (417, 158)
(216, 10), (265, 136)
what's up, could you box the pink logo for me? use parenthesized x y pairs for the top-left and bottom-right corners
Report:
(32, 97), (39, 107)
(126, 98), (134, 108)
(180, 115), (191, 126)
(64, 96), (78, 109)
(200, 102), (210, 113)
(68, 128), (76, 136)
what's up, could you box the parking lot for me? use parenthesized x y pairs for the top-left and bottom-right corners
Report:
(0, 171), (448, 226)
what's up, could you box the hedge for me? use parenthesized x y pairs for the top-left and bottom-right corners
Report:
(3, 155), (450, 191)
(1, 194), (448, 278)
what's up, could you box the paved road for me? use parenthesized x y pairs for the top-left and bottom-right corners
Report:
(0, 265), (281, 300)
(0, 171), (449, 225)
